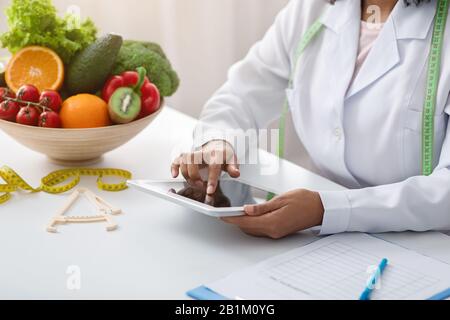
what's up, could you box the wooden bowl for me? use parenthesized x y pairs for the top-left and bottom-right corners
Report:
(0, 106), (163, 166)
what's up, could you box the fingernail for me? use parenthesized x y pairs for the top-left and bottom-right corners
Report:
(245, 205), (255, 214)
(207, 185), (215, 194)
(171, 169), (176, 177)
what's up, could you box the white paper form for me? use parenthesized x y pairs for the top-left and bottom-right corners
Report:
(208, 233), (450, 300)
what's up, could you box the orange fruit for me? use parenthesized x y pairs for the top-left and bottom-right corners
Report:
(60, 94), (112, 129)
(5, 46), (64, 93)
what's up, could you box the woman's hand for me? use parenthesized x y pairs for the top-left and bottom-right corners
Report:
(171, 140), (240, 195)
(222, 189), (325, 239)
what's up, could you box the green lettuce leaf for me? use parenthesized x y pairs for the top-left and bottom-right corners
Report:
(0, 0), (97, 64)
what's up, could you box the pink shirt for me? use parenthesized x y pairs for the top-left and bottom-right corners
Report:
(350, 21), (384, 84)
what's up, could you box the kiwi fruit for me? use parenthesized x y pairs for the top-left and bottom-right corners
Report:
(108, 87), (141, 124)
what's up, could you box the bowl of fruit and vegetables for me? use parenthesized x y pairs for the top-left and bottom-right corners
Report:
(0, 0), (179, 165)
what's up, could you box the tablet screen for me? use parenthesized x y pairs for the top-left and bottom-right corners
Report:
(167, 180), (271, 208)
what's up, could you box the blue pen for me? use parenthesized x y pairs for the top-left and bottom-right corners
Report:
(428, 288), (450, 300)
(359, 258), (389, 301)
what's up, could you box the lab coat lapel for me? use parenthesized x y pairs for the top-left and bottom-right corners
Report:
(320, 0), (361, 109)
(346, 15), (399, 98)
(346, 0), (437, 99)
(320, 0), (359, 34)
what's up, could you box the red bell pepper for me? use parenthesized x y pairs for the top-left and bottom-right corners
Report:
(102, 76), (124, 103)
(139, 82), (160, 119)
(102, 70), (161, 118)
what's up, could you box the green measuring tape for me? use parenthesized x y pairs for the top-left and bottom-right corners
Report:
(276, 0), (448, 177)
(277, 20), (325, 160)
(422, 0), (449, 175)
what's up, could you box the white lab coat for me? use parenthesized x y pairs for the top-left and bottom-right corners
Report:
(194, 0), (450, 234)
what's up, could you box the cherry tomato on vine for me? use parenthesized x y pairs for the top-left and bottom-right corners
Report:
(0, 100), (20, 122)
(39, 90), (62, 113)
(16, 106), (40, 126)
(0, 87), (16, 103)
(17, 85), (40, 106)
(39, 111), (62, 128)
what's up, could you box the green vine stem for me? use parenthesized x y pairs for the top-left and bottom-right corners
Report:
(2, 96), (52, 112)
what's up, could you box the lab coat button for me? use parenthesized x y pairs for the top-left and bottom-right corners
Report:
(334, 128), (343, 140)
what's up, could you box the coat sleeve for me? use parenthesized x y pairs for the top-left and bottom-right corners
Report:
(193, 0), (302, 156)
(319, 100), (450, 235)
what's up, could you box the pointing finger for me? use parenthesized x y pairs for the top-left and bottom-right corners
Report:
(187, 155), (203, 187)
(224, 155), (240, 178)
(171, 156), (182, 178)
(207, 164), (222, 195)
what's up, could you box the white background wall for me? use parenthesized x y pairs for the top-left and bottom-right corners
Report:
(0, 0), (289, 118)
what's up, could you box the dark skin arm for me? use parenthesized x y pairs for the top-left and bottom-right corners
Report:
(171, 141), (325, 239)
(222, 189), (324, 239)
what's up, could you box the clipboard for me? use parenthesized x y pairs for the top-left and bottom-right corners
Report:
(187, 286), (229, 300)
(187, 234), (450, 300)
(187, 286), (450, 300)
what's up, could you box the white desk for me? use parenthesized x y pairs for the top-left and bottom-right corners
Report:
(1, 107), (449, 299)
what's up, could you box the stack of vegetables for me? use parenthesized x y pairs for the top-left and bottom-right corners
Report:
(0, 0), (179, 129)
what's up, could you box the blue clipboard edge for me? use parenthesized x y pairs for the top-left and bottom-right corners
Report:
(187, 286), (230, 300)
(187, 286), (450, 301)
(428, 288), (450, 300)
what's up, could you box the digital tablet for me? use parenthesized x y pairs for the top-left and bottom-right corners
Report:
(127, 179), (277, 217)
